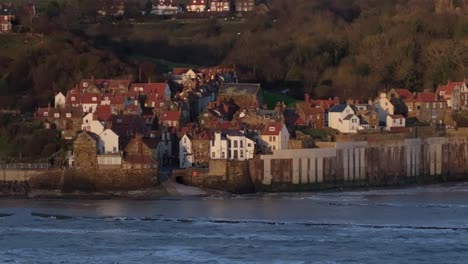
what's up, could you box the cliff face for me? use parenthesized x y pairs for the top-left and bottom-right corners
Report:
(435, 0), (468, 13)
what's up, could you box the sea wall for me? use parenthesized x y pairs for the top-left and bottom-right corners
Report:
(28, 168), (158, 192)
(251, 137), (468, 191)
(175, 160), (254, 194)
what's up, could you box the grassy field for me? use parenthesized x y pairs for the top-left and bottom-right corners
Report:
(263, 91), (300, 109)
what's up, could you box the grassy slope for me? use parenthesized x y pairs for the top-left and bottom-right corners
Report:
(263, 91), (300, 109)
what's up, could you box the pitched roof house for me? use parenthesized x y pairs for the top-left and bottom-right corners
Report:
(187, 0), (207, 12)
(436, 82), (463, 110)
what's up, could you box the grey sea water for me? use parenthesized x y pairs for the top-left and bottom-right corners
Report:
(2, 184), (468, 263)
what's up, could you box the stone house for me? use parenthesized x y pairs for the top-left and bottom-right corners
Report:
(151, 0), (179, 15)
(187, 0), (207, 12)
(236, 0), (255, 12)
(258, 122), (290, 154)
(123, 134), (157, 169)
(328, 104), (359, 134)
(73, 132), (99, 169)
(208, 0), (230, 12)
(37, 106), (83, 140)
(405, 92), (447, 124)
(218, 83), (263, 109)
(355, 104), (379, 129)
(0, 7), (14, 33)
(295, 94), (326, 128)
(179, 130), (212, 168)
(436, 81), (463, 111)
(192, 130), (212, 167)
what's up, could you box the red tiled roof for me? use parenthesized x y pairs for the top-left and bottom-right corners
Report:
(94, 105), (113, 121)
(130, 83), (168, 96)
(160, 111), (181, 121)
(81, 93), (102, 104)
(311, 99), (336, 111)
(416, 92), (438, 102)
(261, 122), (283, 136)
(393, 89), (414, 100)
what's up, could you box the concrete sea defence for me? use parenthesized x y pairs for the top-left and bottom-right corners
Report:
(177, 137), (468, 193)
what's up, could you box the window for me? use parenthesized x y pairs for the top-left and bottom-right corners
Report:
(400, 119), (403, 125)
(273, 136), (276, 142)
(240, 140), (243, 148)
(248, 143), (252, 147)
(183, 138), (186, 143)
(66, 113), (71, 118)
(233, 150), (238, 159)
(212, 152), (215, 158)
(222, 152), (225, 158)
(426, 103), (430, 109)
(234, 140), (238, 148)
(240, 151), (244, 158)
(440, 103), (443, 109)
(71, 96), (76, 101)
(54, 113), (60, 118)
(211, 140), (215, 147)
(432, 102), (436, 108)
(92, 97), (97, 101)
(44, 112), (49, 117)
(417, 105), (421, 110)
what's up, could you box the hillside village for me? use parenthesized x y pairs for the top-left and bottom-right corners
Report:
(0, 0), (256, 34)
(31, 62), (468, 189)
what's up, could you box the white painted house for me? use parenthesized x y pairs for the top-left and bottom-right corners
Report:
(81, 113), (94, 131)
(374, 92), (394, 124)
(386, 115), (406, 131)
(210, 130), (255, 161)
(328, 104), (360, 134)
(99, 129), (119, 154)
(179, 134), (194, 169)
(88, 120), (105, 135)
(54, 92), (66, 108)
(259, 122), (289, 153)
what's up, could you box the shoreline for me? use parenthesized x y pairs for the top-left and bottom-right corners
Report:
(1, 180), (467, 201)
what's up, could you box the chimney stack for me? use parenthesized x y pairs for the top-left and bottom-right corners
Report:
(305, 93), (311, 106)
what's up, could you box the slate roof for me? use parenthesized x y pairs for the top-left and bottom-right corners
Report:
(328, 104), (348, 113)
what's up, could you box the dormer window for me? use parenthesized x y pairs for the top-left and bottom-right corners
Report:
(44, 112), (49, 117)
(269, 127), (275, 132)
(66, 113), (71, 118)
(54, 113), (60, 118)
(71, 96), (76, 101)
(92, 97), (97, 101)
(83, 82), (88, 88)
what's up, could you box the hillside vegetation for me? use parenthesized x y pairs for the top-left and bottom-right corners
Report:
(3, 0), (468, 111)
